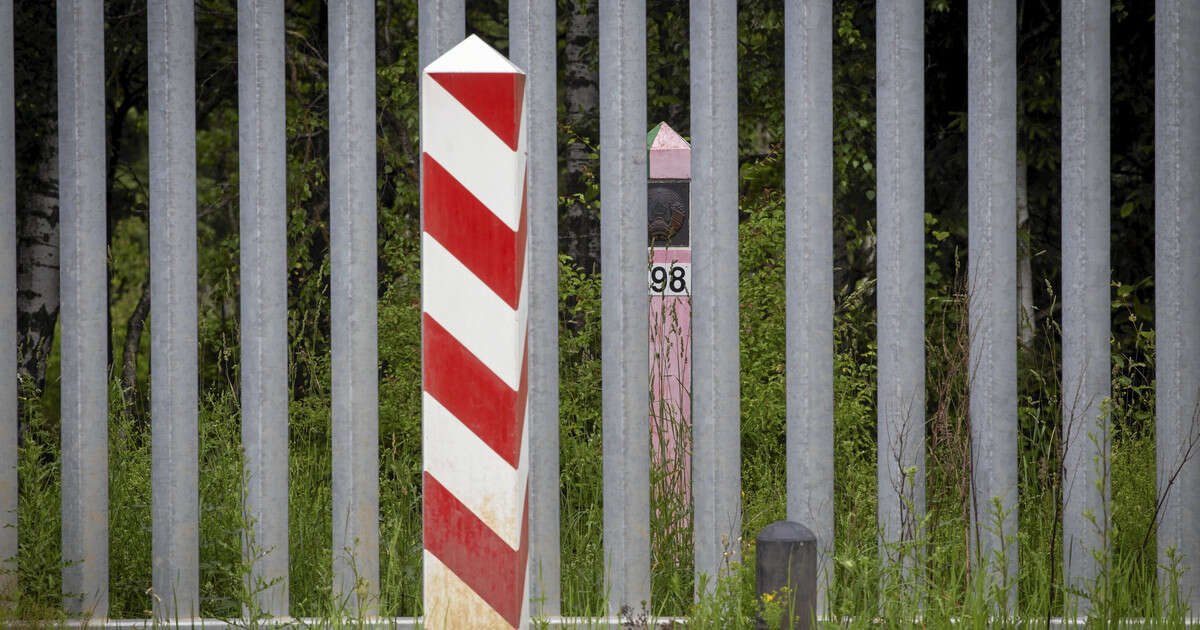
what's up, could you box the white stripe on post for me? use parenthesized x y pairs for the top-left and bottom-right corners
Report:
(58, 0), (109, 617)
(238, 0), (288, 616)
(785, 0), (833, 614)
(967, 0), (1018, 613)
(421, 35), (530, 630)
(1155, 0), (1200, 611)
(329, 0), (379, 614)
(421, 234), (527, 387)
(148, 0), (199, 617)
(1061, 0), (1110, 613)
(422, 393), (530, 550)
(508, 0), (560, 616)
(0, 0), (16, 598)
(876, 0), (925, 579)
(600, 0), (651, 614)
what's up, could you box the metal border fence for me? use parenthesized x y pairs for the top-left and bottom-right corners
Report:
(0, 0), (1198, 624)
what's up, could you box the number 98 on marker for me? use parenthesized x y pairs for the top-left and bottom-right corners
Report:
(648, 262), (690, 296)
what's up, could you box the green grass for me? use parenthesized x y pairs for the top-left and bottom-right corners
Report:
(3, 201), (1185, 627)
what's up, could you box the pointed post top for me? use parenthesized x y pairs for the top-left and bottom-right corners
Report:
(423, 35), (527, 152)
(648, 121), (689, 151)
(423, 34), (525, 75)
(647, 121), (690, 180)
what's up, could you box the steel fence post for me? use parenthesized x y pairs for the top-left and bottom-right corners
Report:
(58, 0), (109, 617)
(1155, 0), (1200, 612)
(600, 0), (651, 615)
(967, 0), (1018, 613)
(238, 0), (289, 616)
(876, 0), (926, 586)
(785, 0), (834, 614)
(509, 0), (561, 616)
(1061, 0), (1111, 614)
(689, 0), (741, 595)
(330, 0), (380, 614)
(148, 0), (199, 617)
(419, 0), (465, 76)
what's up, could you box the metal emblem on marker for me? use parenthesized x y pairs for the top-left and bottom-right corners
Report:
(648, 181), (690, 248)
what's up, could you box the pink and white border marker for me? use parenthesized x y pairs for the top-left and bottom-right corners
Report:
(420, 35), (529, 630)
(647, 122), (692, 526)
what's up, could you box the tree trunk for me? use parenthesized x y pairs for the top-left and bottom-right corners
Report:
(120, 281), (151, 414)
(1016, 153), (1035, 347)
(16, 133), (60, 392)
(562, 0), (599, 272)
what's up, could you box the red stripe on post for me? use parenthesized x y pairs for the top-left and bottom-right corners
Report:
(428, 72), (525, 151)
(422, 314), (528, 468)
(422, 153), (527, 309)
(424, 472), (530, 628)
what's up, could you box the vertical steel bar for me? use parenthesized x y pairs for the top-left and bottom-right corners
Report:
(238, 0), (288, 616)
(418, 0), (466, 76)
(785, 0), (833, 614)
(58, 0), (108, 617)
(689, 0), (740, 593)
(1061, 0), (1110, 613)
(148, 0), (199, 617)
(0, 0), (15, 598)
(600, 0), (650, 613)
(875, 0), (926, 573)
(967, 0), (1018, 613)
(329, 0), (379, 614)
(1155, 0), (1200, 612)
(876, 0), (925, 579)
(509, 0), (560, 616)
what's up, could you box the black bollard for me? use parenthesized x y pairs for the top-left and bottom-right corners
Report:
(755, 520), (817, 630)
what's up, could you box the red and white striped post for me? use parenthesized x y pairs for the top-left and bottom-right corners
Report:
(647, 122), (692, 529)
(421, 35), (530, 630)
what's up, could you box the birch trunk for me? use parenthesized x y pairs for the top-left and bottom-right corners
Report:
(16, 132), (60, 391)
(1017, 153), (1034, 346)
